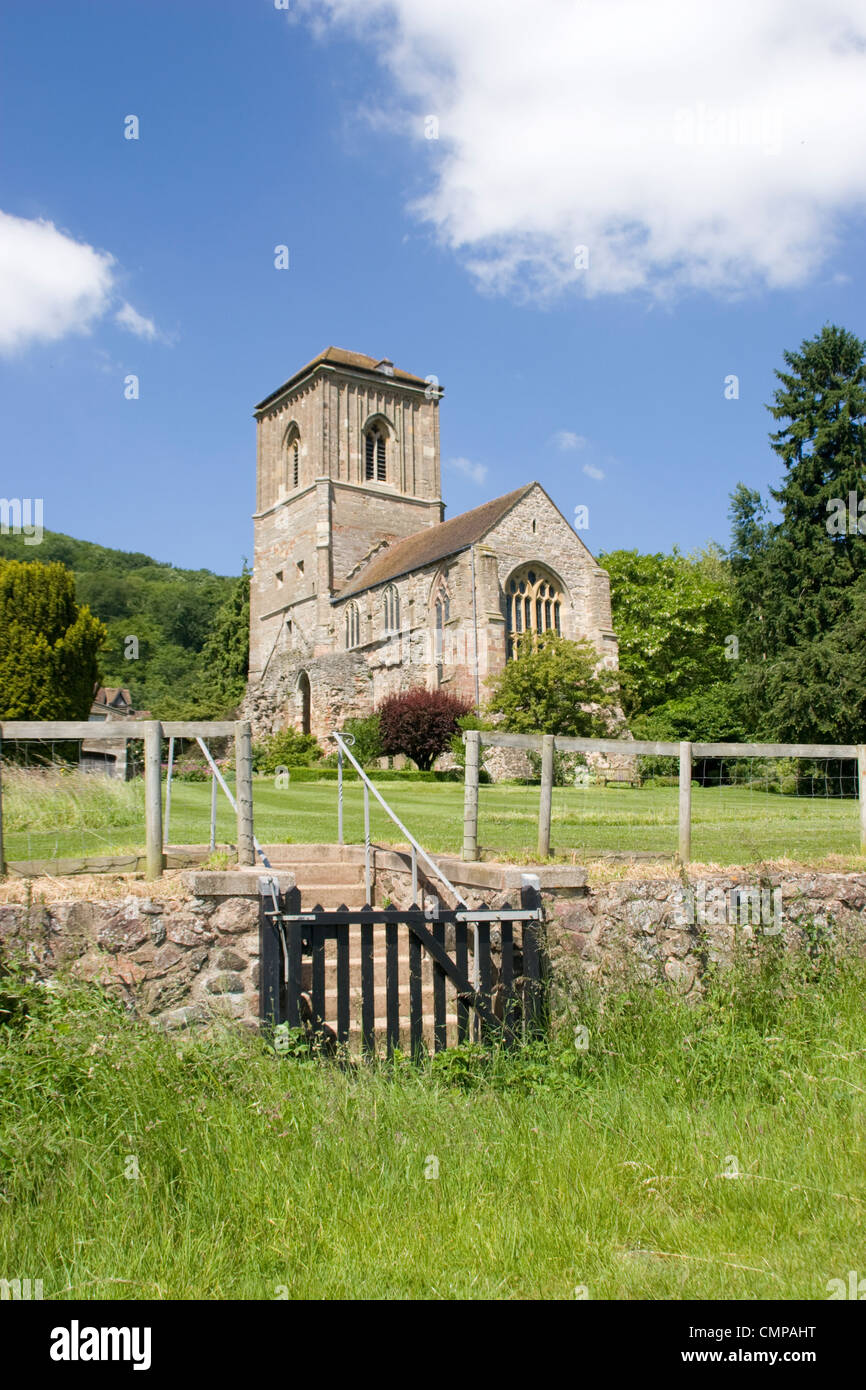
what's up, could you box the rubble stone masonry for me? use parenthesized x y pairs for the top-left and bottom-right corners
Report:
(3, 868), (862, 1029)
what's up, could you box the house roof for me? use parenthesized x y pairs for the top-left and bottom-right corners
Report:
(93, 687), (132, 706)
(337, 483), (536, 600)
(254, 348), (435, 413)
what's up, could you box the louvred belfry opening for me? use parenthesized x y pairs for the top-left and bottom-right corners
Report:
(365, 424), (387, 481)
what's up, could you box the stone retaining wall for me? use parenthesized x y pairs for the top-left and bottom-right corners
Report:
(2, 866), (865, 1026)
(0, 871), (295, 1030)
(375, 855), (866, 996)
(548, 869), (866, 995)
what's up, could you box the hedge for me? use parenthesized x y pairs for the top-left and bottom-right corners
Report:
(253, 766), (473, 784)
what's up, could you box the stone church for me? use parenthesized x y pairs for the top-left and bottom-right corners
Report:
(246, 347), (618, 743)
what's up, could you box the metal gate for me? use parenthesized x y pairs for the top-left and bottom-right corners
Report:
(258, 879), (547, 1057)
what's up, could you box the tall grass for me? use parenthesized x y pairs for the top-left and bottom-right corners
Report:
(0, 765), (145, 831)
(1, 937), (863, 1300)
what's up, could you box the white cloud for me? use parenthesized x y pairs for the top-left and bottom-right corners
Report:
(551, 430), (586, 452)
(582, 462), (605, 481)
(115, 301), (158, 341)
(302, 0), (866, 298)
(0, 211), (115, 354)
(0, 210), (163, 354)
(447, 455), (488, 485)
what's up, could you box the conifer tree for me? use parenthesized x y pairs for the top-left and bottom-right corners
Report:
(732, 325), (866, 740)
(0, 559), (106, 719)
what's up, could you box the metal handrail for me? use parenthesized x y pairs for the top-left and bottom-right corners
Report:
(329, 731), (469, 911)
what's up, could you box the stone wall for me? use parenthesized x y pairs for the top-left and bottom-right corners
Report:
(547, 868), (866, 996)
(371, 854), (866, 998)
(6, 864), (860, 1030)
(0, 872), (294, 1031)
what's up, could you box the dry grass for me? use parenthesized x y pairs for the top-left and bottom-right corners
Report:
(0, 869), (191, 906)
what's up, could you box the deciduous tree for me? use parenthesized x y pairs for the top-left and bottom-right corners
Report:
(486, 633), (620, 735)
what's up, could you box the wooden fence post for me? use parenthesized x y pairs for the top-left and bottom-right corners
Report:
(0, 730), (5, 877)
(520, 873), (546, 1036)
(143, 721), (164, 881)
(858, 746), (866, 855)
(538, 734), (555, 859)
(234, 720), (255, 866)
(462, 730), (480, 861)
(678, 740), (692, 865)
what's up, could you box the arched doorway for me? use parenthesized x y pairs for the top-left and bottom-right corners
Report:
(298, 671), (311, 736)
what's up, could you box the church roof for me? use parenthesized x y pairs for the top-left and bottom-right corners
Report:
(337, 483), (536, 599)
(255, 348), (433, 412)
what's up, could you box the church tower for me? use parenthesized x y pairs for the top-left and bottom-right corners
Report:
(249, 348), (444, 680)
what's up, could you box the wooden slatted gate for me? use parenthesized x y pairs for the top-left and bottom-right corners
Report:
(258, 881), (546, 1056)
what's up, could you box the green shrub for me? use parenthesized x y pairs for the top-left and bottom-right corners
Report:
(252, 728), (322, 774)
(340, 714), (383, 766)
(168, 759), (210, 783)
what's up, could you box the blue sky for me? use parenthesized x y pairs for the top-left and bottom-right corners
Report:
(2, 0), (865, 575)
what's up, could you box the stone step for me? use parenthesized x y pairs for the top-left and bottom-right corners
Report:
(303, 959), (444, 992)
(289, 864), (367, 887)
(324, 987), (454, 1017)
(344, 1014), (460, 1034)
(264, 843), (367, 865)
(331, 1016), (464, 1052)
(297, 900), (369, 911)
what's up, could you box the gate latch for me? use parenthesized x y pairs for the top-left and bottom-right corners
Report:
(258, 876), (289, 985)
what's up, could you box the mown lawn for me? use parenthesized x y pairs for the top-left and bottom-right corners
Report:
(1, 948), (863, 1300)
(3, 774), (861, 866)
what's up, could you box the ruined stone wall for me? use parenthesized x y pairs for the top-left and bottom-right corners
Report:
(245, 650), (373, 742)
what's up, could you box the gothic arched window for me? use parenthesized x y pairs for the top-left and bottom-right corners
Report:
(383, 584), (400, 634)
(364, 422), (387, 482)
(432, 580), (450, 667)
(345, 601), (360, 649)
(505, 565), (563, 660)
(283, 423), (300, 491)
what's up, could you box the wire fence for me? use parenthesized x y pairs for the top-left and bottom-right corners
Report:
(0, 736), (146, 868)
(162, 735), (236, 853)
(0, 720), (255, 878)
(685, 754), (859, 864)
(466, 733), (866, 865)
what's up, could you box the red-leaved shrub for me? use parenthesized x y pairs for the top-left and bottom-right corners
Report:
(376, 688), (473, 772)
